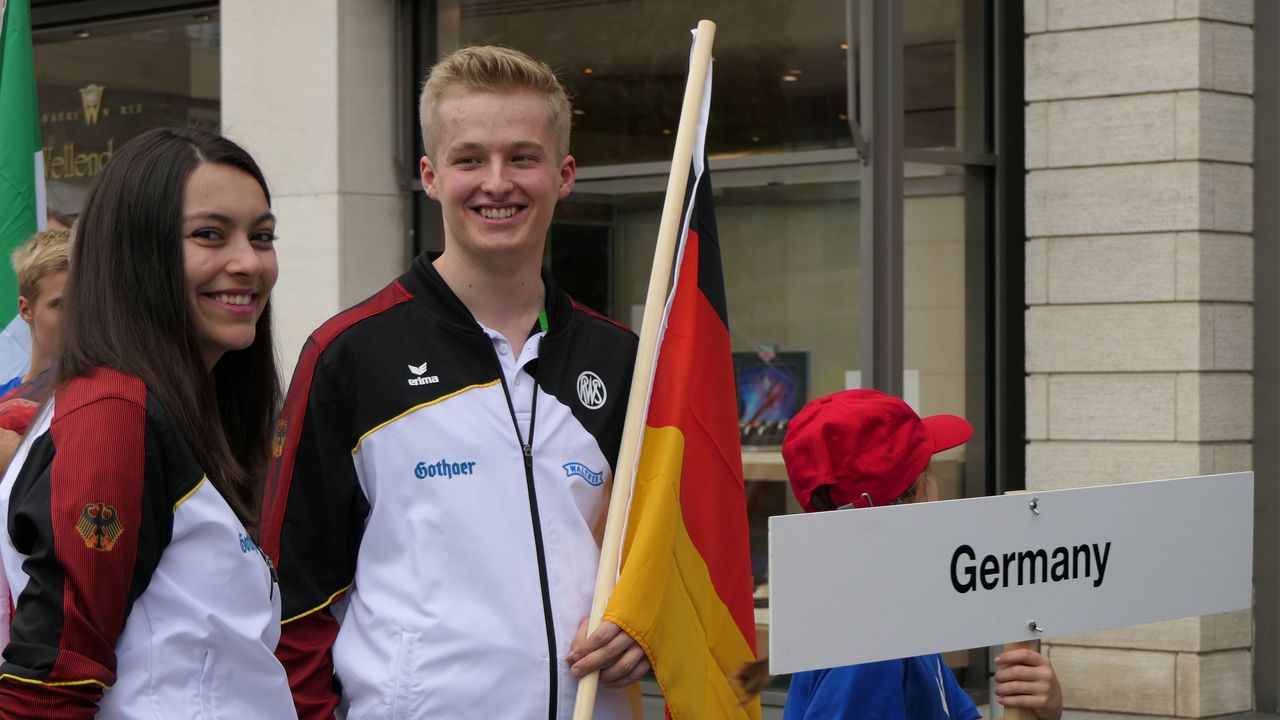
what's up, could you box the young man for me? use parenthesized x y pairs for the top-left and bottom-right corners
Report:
(263, 46), (646, 719)
(779, 389), (1063, 720)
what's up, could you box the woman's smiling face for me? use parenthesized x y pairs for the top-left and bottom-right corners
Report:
(181, 162), (278, 370)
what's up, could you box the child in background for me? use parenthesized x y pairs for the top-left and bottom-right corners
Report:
(0, 227), (71, 428)
(0, 228), (71, 474)
(771, 389), (1063, 719)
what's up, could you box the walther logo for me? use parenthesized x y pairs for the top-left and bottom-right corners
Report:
(79, 83), (106, 125)
(563, 462), (604, 487)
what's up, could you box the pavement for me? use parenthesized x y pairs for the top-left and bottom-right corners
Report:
(640, 689), (1280, 719)
(1022, 714), (1278, 720)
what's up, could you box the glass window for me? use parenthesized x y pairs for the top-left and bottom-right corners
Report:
(601, 178), (859, 398)
(905, 0), (988, 151)
(33, 12), (220, 219)
(903, 163), (973, 496)
(456, 0), (853, 164)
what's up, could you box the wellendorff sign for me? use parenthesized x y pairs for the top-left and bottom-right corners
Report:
(37, 82), (218, 189)
(43, 139), (115, 181)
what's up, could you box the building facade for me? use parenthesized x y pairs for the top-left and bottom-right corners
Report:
(1024, 2), (1256, 716)
(26, 0), (1272, 715)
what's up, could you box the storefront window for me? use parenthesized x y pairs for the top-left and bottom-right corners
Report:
(601, 178), (859, 395)
(904, 0), (988, 151)
(457, 0), (852, 164)
(453, 0), (984, 158)
(33, 12), (219, 219)
(904, 163), (972, 494)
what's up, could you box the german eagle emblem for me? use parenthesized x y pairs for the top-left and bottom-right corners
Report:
(272, 417), (288, 458)
(76, 502), (123, 552)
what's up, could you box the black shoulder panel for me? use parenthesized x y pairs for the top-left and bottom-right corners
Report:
(538, 302), (638, 469)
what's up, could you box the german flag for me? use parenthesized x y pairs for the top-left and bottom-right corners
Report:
(602, 57), (760, 719)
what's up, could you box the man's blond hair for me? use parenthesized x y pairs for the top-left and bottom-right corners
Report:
(12, 228), (71, 301)
(419, 45), (571, 159)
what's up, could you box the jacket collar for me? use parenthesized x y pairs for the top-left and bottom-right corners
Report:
(399, 253), (571, 337)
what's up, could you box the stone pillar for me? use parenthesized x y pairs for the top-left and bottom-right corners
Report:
(220, 0), (407, 370)
(1024, 1), (1254, 715)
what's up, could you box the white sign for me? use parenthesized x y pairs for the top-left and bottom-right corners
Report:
(768, 472), (1253, 674)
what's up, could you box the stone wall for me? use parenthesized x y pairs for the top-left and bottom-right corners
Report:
(1024, 0), (1254, 715)
(221, 0), (408, 369)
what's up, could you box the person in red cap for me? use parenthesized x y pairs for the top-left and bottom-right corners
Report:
(777, 389), (1063, 720)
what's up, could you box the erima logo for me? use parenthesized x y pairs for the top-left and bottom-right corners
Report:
(407, 361), (440, 387)
(563, 462), (605, 487)
(577, 371), (607, 409)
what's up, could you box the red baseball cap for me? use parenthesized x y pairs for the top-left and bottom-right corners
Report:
(781, 389), (973, 512)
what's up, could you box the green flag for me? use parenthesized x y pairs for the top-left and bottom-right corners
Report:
(0, 0), (42, 381)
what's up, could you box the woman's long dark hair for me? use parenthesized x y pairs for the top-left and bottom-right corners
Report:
(59, 126), (281, 531)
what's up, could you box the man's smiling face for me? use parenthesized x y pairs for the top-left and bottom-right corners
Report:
(420, 90), (575, 267)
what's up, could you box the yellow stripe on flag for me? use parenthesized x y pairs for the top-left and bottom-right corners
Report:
(604, 425), (761, 719)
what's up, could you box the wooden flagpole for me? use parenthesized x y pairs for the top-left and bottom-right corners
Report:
(571, 19), (718, 720)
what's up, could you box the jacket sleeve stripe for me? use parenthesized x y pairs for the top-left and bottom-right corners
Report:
(569, 297), (636, 336)
(0, 673), (108, 689)
(275, 612), (343, 720)
(171, 475), (207, 513)
(350, 380), (500, 455)
(281, 585), (351, 625)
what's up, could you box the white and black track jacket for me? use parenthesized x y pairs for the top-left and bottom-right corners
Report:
(262, 257), (640, 720)
(0, 368), (296, 719)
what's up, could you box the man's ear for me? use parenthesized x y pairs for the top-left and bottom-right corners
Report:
(17, 296), (32, 326)
(420, 155), (439, 200)
(558, 154), (577, 199)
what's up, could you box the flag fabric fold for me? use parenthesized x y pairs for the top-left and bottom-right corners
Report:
(602, 43), (760, 720)
(0, 0), (43, 381)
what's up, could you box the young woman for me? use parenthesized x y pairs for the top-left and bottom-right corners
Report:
(0, 127), (296, 718)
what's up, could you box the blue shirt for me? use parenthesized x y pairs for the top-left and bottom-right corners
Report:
(0, 375), (21, 397)
(783, 654), (981, 720)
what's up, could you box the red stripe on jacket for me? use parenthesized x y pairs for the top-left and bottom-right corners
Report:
(0, 369), (148, 718)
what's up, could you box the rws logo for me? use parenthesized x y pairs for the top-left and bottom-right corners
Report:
(577, 371), (607, 410)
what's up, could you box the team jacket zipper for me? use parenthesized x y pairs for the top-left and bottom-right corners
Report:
(498, 363), (558, 720)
